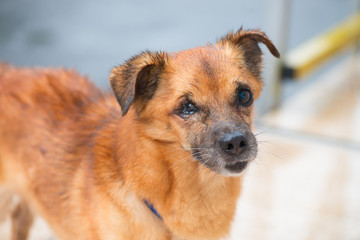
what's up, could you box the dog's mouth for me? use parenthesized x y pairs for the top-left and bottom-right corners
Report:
(224, 161), (248, 172)
(191, 148), (254, 176)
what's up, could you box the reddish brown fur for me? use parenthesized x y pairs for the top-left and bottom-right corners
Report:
(0, 29), (279, 240)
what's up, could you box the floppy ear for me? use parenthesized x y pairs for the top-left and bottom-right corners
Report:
(218, 28), (280, 78)
(109, 51), (168, 116)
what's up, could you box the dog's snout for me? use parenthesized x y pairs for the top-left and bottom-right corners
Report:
(219, 132), (248, 156)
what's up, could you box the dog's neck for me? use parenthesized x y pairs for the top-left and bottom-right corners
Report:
(96, 109), (242, 239)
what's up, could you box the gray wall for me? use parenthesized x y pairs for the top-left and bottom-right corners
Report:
(0, 0), (356, 88)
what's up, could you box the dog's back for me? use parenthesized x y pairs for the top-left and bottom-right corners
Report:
(0, 64), (107, 186)
(0, 65), (120, 239)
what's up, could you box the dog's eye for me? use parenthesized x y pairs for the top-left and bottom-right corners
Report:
(238, 89), (253, 107)
(181, 101), (197, 115)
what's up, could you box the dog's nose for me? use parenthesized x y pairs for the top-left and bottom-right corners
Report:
(219, 132), (248, 156)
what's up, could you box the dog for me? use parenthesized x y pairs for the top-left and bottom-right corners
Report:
(0, 28), (279, 240)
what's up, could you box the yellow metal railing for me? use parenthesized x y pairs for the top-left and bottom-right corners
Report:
(283, 12), (360, 79)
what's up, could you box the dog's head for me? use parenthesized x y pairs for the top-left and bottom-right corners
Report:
(109, 29), (279, 176)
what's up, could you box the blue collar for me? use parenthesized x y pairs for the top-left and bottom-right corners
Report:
(143, 199), (163, 221)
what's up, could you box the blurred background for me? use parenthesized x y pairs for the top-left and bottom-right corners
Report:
(0, 0), (359, 239)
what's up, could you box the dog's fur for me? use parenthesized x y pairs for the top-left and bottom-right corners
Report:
(0, 29), (279, 240)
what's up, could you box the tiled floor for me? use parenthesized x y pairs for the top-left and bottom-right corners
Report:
(1, 56), (359, 240)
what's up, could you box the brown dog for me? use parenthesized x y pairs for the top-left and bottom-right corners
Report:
(0, 28), (279, 240)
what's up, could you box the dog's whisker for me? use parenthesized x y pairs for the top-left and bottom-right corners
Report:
(160, 151), (215, 179)
(254, 129), (273, 136)
(160, 154), (199, 178)
(186, 147), (213, 150)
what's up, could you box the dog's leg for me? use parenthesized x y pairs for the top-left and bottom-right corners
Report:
(0, 187), (13, 223)
(0, 187), (34, 240)
(10, 198), (34, 240)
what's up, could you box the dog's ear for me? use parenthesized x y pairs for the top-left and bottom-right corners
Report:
(109, 51), (168, 116)
(218, 28), (280, 78)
